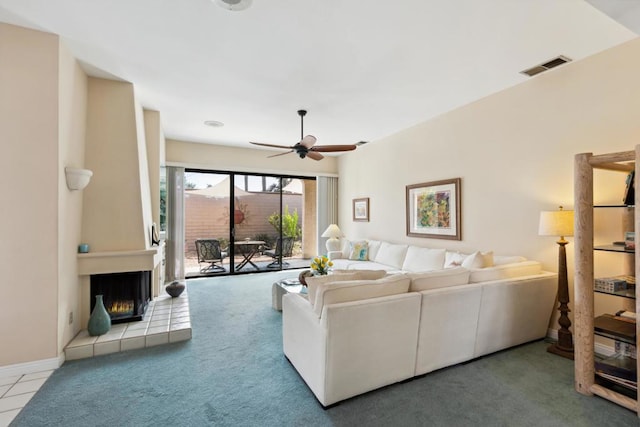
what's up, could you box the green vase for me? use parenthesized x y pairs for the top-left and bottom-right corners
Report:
(88, 295), (111, 336)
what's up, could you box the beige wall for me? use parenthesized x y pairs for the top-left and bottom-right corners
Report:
(57, 42), (88, 353)
(82, 78), (150, 251)
(144, 110), (165, 228)
(0, 24), (61, 365)
(166, 139), (338, 177)
(338, 38), (640, 328)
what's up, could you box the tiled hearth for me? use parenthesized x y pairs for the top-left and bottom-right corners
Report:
(65, 291), (191, 360)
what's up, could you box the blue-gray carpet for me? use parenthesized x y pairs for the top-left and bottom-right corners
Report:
(12, 271), (640, 426)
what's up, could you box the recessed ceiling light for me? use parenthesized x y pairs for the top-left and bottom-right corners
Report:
(204, 120), (224, 127)
(214, 0), (252, 11)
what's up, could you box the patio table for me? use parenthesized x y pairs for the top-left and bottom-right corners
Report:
(234, 240), (266, 271)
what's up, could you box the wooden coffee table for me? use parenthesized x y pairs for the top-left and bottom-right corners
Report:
(272, 278), (307, 311)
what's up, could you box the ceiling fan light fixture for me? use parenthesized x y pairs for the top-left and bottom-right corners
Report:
(214, 0), (252, 11)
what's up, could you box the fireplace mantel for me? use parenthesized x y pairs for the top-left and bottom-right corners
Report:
(78, 246), (162, 276)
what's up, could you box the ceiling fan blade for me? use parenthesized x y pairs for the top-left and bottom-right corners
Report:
(267, 150), (293, 158)
(310, 144), (357, 153)
(250, 141), (294, 149)
(299, 135), (317, 148)
(306, 151), (324, 161)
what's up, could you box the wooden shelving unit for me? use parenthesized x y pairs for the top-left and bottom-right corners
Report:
(574, 149), (639, 414)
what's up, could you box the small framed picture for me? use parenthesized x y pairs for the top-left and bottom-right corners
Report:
(353, 198), (370, 222)
(625, 231), (635, 250)
(406, 178), (461, 240)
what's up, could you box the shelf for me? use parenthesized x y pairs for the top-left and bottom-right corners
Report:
(594, 244), (634, 254)
(594, 204), (635, 208)
(594, 288), (636, 299)
(594, 314), (636, 345)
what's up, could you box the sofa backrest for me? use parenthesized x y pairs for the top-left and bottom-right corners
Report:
(313, 274), (411, 317)
(407, 267), (470, 291)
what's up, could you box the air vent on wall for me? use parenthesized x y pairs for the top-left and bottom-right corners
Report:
(520, 55), (572, 77)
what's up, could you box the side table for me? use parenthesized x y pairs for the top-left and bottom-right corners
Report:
(272, 278), (307, 311)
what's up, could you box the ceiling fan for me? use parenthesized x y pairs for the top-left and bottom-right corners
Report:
(250, 110), (357, 161)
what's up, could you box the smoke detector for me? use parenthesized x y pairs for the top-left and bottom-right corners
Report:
(520, 55), (572, 77)
(215, 0), (252, 11)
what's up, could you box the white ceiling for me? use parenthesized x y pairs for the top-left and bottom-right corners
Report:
(0, 0), (637, 153)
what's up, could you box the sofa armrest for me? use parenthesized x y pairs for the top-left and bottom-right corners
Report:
(282, 294), (327, 399)
(319, 293), (421, 406)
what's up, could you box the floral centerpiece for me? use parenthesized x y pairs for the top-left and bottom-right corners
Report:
(310, 255), (333, 276)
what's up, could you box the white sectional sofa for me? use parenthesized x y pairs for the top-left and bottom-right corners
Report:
(282, 239), (557, 407)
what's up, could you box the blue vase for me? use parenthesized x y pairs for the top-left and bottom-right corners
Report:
(88, 295), (111, 336)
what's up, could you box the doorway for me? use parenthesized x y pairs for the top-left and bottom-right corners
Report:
(183, 170), (315, 278)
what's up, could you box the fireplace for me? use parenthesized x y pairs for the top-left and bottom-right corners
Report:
(90, 271), (151, 324)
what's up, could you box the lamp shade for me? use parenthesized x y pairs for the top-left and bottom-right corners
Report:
(321, 224), (343, 239)
(539, 207), (574, 237)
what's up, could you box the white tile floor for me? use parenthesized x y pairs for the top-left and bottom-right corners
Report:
(0, 291), (191, 426)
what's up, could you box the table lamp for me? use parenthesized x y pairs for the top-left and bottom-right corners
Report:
(321, 224), (343, 252)
(539, 205), (575, 359)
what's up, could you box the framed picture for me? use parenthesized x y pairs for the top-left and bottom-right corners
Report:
(406, 178), (461, 240)
(353, 197), (370, 222)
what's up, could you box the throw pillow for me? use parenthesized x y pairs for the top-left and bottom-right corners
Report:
(445, 251), (467, 268)
(367, 240), (382, 260)
(349, 240), (369, 261)
(461, 251), (494, 269)
(374, 242), (409, 269)
(401, 247), (446, 272)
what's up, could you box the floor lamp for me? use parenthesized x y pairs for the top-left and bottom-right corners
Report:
(539, 206), (575, 360)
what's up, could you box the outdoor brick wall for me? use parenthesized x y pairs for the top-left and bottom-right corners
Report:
(184, 191), (303, 256)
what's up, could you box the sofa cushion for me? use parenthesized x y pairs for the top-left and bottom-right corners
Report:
(408, 267), (470, 291)
(401, 247), (446, 272)
(367, 240), (382, 261)
(313, 274), (411, 317)
(469, 261), (542, 283)
(461, 251), (494, 269)
(493, 255), (527, 265)
(374, 242), (409, 269)
(349, 240), (369, 261)
(306, 272), (359, 306)
(332, 269), (387, 280)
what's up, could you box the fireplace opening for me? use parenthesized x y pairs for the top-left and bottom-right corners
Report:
(90, 271), (151, 324)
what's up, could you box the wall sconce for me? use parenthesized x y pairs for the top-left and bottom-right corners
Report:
(65, 167), (93, 191)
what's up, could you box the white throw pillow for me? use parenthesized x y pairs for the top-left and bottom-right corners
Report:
(408, 267), (470, 291)
(374, 242), (409, 269)
(445, 251), (467, 268)
(468, 261), (542, 283)
(367, 240), (382, 261)
(349, 240), (369, 261)
(401, 246), (446, 272)
(461, 251), (494, 269)
(313, 274), (411, 317)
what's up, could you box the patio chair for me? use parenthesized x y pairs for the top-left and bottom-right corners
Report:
(264, 236), (295, 269)
(195, 239), (228, 273)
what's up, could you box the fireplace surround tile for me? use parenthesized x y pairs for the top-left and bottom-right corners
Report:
(64, 290), (191, 361)
(145, 332), (169, 347)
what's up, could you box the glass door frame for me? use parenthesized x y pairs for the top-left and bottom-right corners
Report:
(184, 168), (314, 277)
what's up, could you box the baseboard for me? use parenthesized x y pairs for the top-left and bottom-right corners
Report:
(0, 354), (64, 378)
(547, 328), (616, 357)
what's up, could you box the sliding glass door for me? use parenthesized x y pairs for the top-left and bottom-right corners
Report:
(183, 169), (314, 278)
